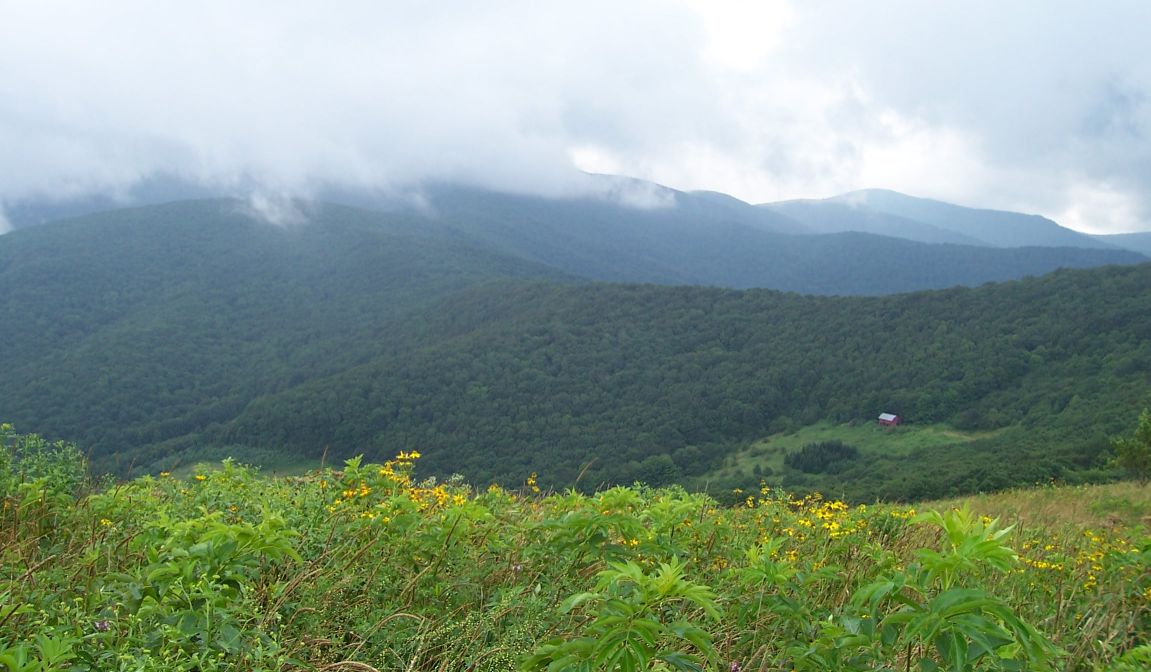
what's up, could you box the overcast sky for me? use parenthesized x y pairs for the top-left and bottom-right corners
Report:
(1, 1), (1149, 234)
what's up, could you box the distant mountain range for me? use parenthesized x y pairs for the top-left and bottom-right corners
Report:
(760, 188), (1126, 250)
(1090, 231), (1151, 256)
(361, 183), (1140, 294)
(7, 176), (1147, 258)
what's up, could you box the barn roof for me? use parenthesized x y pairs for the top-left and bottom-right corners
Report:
(878, 413), (899, 422)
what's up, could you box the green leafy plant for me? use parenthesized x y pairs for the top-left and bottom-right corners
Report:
(849, 507), (1055, 671)
(914, 507), (1019, 591)
(1111, 409), (1151, 485)
(525, 559), (719, 672)
(0, 424), (86, 498)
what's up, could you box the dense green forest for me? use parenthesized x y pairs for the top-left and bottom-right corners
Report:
(0, 199), (568, 467)
(207, 267), (1151, 500)
(2, 199), (1150, 501)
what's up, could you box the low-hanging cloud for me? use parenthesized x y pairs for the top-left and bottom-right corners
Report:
(574, 1), (1151, 233)
(240, 192), (310, 228)
(1, 1), (1149, 232)
(0, 1), (717, 205)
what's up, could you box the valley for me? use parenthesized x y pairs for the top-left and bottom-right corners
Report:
(1, 187), (1148, 501)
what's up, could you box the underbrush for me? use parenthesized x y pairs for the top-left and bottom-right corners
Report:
(2, 425), (1148, 670)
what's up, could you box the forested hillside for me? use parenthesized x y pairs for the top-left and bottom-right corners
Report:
(3, 200), (1150, 500)
(0, 199), (569, 464)
(209, 265), (1151, 500)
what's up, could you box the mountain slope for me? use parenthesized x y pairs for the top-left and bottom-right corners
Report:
(208, 263), (1151, 500)
(1091, 231), (1151, 256)
(1, 174), (220, 229)
(3, 199), (1150, 500)
(407, 185), (1143, 293)
(827, 189), (1116, 248)
(762, 199), (988, 245)
(0, 199), (569, 459)
(13, 178), (1143, 294)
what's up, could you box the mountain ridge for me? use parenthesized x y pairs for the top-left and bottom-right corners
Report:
(1091, 231), (1151, 256)
(760, 188), (1123, 250)
(1, 197), (1150, 500)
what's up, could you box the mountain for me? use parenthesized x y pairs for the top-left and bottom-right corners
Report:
(5, 186), (1144, 299)
(0, 199), (569, 463)
(764, 188), (1119, 249)
(2, 197), (1150, 500)
(1, 174), (220, 229)
(366, 184), (1143, 294)
(1091, 231), (1151, 256)
(207, 264), (1151, 501)
(762, 199), (987, 245)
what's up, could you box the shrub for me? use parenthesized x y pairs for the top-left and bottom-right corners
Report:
(0, 423), (87, 497)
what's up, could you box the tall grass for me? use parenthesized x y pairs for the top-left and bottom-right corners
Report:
(2, 426), (1148, 670)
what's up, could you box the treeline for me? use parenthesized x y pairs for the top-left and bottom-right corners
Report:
(784, 441), (860, 474)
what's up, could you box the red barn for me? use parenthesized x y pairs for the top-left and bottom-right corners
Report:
(878, 412), (901, 427)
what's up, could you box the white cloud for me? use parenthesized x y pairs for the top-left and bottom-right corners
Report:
(1, 1), (1150, 232)
(0, 1), (713, 200)
(242, 192), (309, 228)
(677, 0), (794, 71)
(1053, 181), (1148, 235)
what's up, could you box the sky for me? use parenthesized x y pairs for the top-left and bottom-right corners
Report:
(1, 1), (1149, 234)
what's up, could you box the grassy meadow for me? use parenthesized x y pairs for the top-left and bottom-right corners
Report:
(705, 422), (1000, 481)
(2, 425), (1149, 671)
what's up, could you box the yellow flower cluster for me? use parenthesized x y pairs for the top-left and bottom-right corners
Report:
(1074, 529), (1139, 590)
(326, 450), (472, 517)
(1021, 557), (1064, 571)
(888, 507), (917, 520)
(745, 489), (869, 542)
(342, 481), (372, 500)
(1015, 527), (1142, 592)
(377, 461), (410, 489)
(408, 483), (452, 511)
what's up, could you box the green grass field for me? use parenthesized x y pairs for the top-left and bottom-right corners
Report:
(927, 480), (1151, 530)
(705, 421), (1001, 483)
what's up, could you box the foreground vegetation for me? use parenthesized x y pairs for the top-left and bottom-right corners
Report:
(3, 426), (1149, 671)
